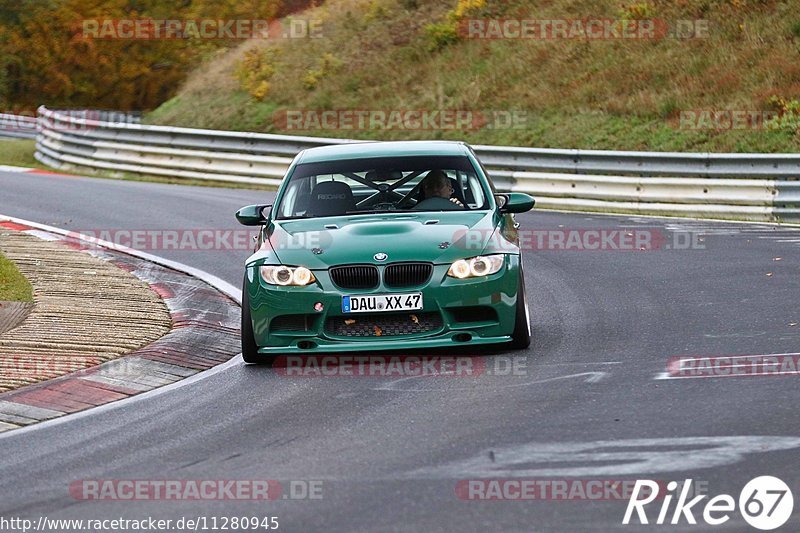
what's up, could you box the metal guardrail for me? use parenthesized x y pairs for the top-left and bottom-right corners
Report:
(1, 110), (140, 140)
(22, 106), (800, 222)
(0, 113), (37, 139)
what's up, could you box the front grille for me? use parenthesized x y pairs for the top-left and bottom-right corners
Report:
(325, 312), (442, 337)
(270, 314), (313, 332)
(330, 265), (379, 290)
(384, 262), (433, 288)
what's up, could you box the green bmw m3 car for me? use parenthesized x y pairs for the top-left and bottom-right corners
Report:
(236, 141), (535, 363)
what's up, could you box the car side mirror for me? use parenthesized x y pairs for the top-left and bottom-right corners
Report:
(236, 204), (271, 226)
(496, 193), (535, 214)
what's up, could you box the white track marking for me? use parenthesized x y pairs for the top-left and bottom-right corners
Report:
(404, 436), (800, 478)
(0, 165), (34, 173)
(373, 371), (608, 392)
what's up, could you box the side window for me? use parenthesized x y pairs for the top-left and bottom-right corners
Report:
(279, 184), (297, 218)
(279, 176), (312, 217)
(466, 173), (486, 209)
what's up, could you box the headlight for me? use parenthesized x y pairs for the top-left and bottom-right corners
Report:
(260, 265), (316, 286)
(447, 255), (505, 279)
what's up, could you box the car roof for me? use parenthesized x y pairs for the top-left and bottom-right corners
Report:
(295, 140), (472, 164)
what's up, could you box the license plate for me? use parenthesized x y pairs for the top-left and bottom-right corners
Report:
(342, 293), (423, 313)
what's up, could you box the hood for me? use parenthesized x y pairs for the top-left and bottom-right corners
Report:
(251, 211), (500, 269)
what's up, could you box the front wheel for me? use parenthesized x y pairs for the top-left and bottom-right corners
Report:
(510, 267), (531, 350)
(241, 277), (270, 365)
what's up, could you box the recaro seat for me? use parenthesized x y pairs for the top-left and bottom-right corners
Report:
(306, 181), (357, 217)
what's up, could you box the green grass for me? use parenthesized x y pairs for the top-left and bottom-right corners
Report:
(0, 252), (32, 302)
(147, 0), (800, 153)
(0, 139), (39, 167)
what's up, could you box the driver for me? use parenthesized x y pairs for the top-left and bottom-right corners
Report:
(413, 170), (464, 211)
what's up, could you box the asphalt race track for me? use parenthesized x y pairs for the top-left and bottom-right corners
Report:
(1, 170), (799, 531)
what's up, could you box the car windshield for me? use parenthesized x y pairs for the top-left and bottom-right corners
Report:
(275, 155), (489, 219)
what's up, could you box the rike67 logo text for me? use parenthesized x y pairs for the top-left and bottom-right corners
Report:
(623, 476), (793, 530)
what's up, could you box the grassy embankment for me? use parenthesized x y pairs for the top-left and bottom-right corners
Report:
(148, 0), (800, 153)
(0, 252), (32, 302)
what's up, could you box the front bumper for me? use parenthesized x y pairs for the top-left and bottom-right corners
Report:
(245, 256), (521, 354)
(256, 334), (512, 354)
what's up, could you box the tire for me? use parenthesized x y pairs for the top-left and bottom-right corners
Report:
(241, 277), (269, 365)
(510, 265), (531, 350)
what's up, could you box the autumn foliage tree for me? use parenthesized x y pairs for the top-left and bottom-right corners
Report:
(0, 0), (316, 111)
